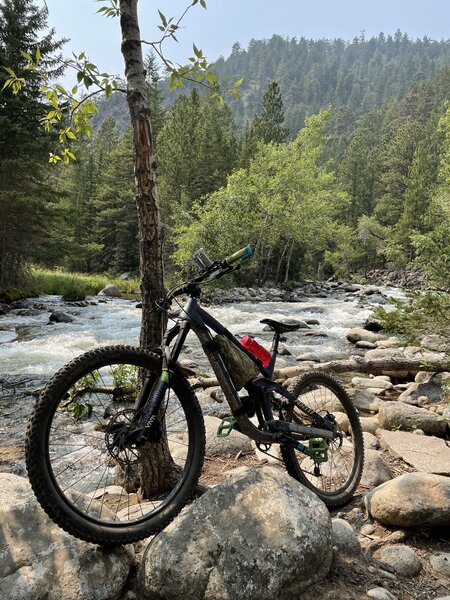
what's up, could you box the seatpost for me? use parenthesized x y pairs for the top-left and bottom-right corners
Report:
(267, 332), (281, 377)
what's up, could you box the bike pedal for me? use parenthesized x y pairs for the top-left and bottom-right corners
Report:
(309, 437), (328, 462)
(217, 415), (236, 437)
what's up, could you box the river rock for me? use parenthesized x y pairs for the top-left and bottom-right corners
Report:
(430, 553), (450, 578)
(0, 473), (134, 600)
(377, 430), (450, 474)
(376, 545), (422, 577)
(403, 346), (445, 363)
(97, 284), (121, 297)
(333, 411), (350, 432)
(331, 518), (362, 556)
(356, 340), (377, 349)
(348, 388), (378, 411)
(364, 316), (383, 332)
(397, 372), (450, 405)
(296, 352), (321, 362)
(364, 473), (450, 527)
(375, 338), (402, 349)
(352, 377), (393, 391)
(139, 467), (332, 600)
(364, 348), (405, 360)
(49, 311), (73, 323)
(204, 415), (253, 457)
(278, 343), (292, 356)
(360, 450), (392, 487)
(378, 401), (448, 436)
(346, 328), (384, 344)
(363, 432), (379, 450)
(359, 416), (379, 435)
(367, 588), (398, 600)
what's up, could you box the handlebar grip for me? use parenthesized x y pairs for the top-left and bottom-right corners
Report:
(225, 245), (254, 265)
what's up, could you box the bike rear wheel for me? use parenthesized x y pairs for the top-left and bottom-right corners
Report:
(280, 371), (364, 507)
(26, 345), (205, 545)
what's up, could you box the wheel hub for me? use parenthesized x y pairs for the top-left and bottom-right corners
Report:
(104, 408), (140, 466)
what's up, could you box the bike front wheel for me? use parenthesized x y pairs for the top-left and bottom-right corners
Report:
(26, 345), (205, 545)
(280, 371), (364, 507)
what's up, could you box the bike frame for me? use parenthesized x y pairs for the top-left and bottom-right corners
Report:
(132, 285), (337, 448)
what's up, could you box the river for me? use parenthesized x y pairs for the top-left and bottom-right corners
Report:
(0, 285), (407, 378)
(0, 285), (403, 455)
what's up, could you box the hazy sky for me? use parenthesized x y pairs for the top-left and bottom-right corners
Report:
(41, 0), (450, 80)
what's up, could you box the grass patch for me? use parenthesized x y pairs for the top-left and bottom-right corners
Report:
(32, 268), (141, 300)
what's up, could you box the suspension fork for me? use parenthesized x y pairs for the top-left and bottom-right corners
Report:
(130, 318), (191, 445)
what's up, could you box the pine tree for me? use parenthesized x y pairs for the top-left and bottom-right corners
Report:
(252, 81), (289, 144)
(144, 51), (166, 145)
(0, 0), (65, 293)
(156, 90), (237, 225)
(93, 129), (138, 274)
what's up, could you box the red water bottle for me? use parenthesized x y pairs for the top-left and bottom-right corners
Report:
(240, 335), (271, 368)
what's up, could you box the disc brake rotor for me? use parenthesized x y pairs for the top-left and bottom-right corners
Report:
(104, 408), (140, 466)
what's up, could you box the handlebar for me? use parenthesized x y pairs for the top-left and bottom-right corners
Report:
(160, 245), (254, 306)
(224, 245), (254, 265)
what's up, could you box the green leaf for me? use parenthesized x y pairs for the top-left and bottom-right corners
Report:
(2, 80), (11, 90)
(3, 67), (16, 77)
(56, 84), (67, 95)
(35, 48), (41, 61)
(200, 0), (207, 8)
(158, 9), (168, 28)
(193, 44), (202, 58)
(234, 78), (244, 88)
(20, 51), (32, 61)
(206, 71), (217, 84)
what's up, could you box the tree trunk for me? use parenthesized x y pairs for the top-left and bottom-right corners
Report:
(283, 239), (294, 285)
(119, 0), (178, 496)
(119, 0), (165, 351)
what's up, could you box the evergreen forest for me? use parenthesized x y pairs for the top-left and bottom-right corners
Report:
(1, 0), (450, 298)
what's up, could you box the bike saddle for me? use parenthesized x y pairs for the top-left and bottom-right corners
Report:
(260, 318), (301, 333)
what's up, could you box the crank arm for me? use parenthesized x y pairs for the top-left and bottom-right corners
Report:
(266, 420), (337, 440)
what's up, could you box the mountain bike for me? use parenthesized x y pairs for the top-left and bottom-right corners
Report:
(26, 245), (364, 545)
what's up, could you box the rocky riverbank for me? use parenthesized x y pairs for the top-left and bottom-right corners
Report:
(1, 283), (449, 600)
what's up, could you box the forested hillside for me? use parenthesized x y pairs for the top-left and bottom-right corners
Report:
(214, 32), (450, 133)
(1, 1), (449, 297)
(93, 32), (450, 135)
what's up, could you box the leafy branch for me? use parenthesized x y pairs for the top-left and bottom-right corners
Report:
(3, 0), (244, 163)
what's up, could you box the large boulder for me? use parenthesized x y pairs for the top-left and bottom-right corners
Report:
(377, 429), (450, 475)
(139, 467), (333, 600)
(0, 473), (134, 600)
(397, 372), (450, 405)
(97, 284), (121, 297)
(364, 473), (450, 527)
(378, 401), (448, 436)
